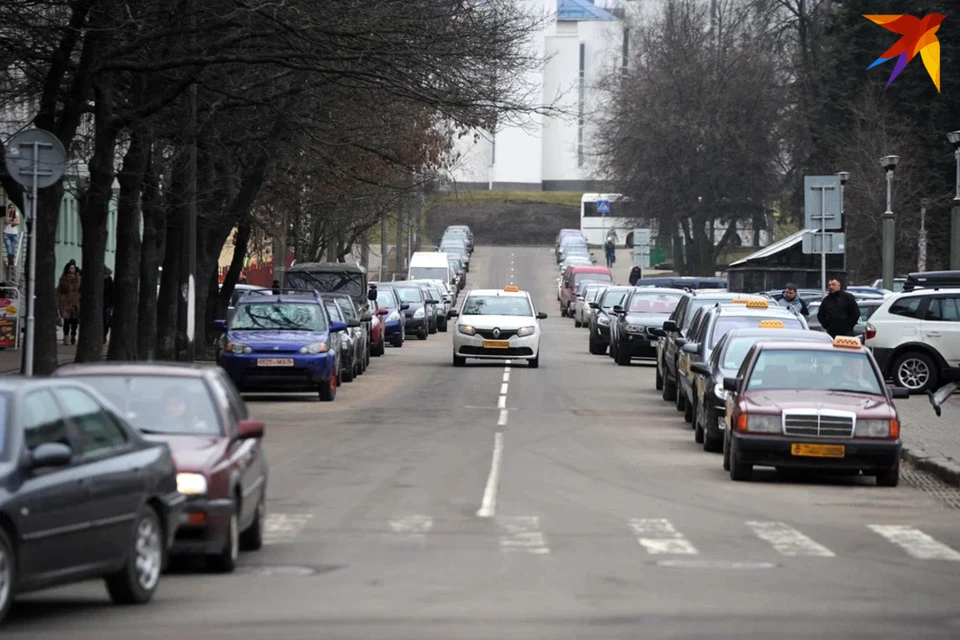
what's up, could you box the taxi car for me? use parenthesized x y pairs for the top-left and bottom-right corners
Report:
(722, 336), (909, 486)
(450, 286), (547, 367)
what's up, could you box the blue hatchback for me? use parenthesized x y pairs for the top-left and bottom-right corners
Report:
(216, 291), (347, 401)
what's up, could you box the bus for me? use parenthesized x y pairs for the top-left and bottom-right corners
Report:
(580, 193), (641, 247)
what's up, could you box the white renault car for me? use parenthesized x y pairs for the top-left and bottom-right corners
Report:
(450, 286), (547, 368)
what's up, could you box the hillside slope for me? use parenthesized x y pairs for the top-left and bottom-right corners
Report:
(425, 200), (579, 246)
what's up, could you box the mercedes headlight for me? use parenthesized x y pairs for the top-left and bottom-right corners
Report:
(225, 342), (252, 354)
(856, 419), (891, 438)
(414, 307), (425, 318)
(177, 473), (208, 496)
(517, 326), (536, 337)
(598, 315), (611, 326)
(713, 383), (729, 402)
(744, 414), (781, 434)
(458, 324), (476, 336)
(299, 342), (328, 354)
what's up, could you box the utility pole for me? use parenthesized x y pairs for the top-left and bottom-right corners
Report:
(948, 131), (960, 269)
(880, 155), (899, 291)
(179, 0), (198, 361)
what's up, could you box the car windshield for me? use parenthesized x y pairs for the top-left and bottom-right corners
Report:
(685, 298), (743, 330)
(231, 302), (327, 331)
(628, 292), (682, 314)
(284, 269), (364, 300)
(585, 287), (604, 302)
(74, 375), (223, 436)
(746, 350), (883, 395)
(575, 273), (613, 285)
(395, 287), (424, 303)
(426, 286), (442, 301)
(710, 316), (804, 347)
(376, 290), (397, 309)
(723, 335), (825, 371)
(463, 295), (533, 316)
(601, 290), (628, 309)
(410, 267), (449, 282)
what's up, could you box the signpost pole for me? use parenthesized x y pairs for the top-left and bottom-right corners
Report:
(820, 187), (827, 298)
(24, 142), (42, 376)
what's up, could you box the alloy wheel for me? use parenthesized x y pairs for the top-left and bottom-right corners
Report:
(897, 358), (930, 390)
(135, 516), (162, 592)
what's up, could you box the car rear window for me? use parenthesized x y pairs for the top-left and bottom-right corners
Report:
(232, 302), (327, 331)
(575, 273), (613, 286)
(710, 316), (804, 347)
(746, 350), (882, 395)
(73, 376), (224, 436)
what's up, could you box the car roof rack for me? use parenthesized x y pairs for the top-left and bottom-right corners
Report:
(241, 288), (320, 301)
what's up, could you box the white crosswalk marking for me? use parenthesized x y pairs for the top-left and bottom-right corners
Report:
(629, 518), (699, 555)
(499, 516), (550, 554)
(388, 515), (434, 544)
(262, 513), (313, 545)
(746, 521), (835, 557)
(868, 525), (960, 561)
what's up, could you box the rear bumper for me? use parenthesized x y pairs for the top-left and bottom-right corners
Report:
(732, 433), (901, 472)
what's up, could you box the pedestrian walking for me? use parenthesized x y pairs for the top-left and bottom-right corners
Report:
(103, 266), (114, 341)
(628, 266), (642, 286)
(56, 262), (82, 345)
(271, 279), (281, 294)
(3, 203), (20, 271)
(777, 283), (809, 316)
(603, 236), (616, 269)
(817, 278), (860, 338)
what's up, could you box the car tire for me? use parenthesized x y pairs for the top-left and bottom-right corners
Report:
(574, 318), (582, 328)
(319, 371), (337, 401)
(104, 506), (164, 605)
(375, 339), (385, 356)
(729, 444), (752, 482)
(876, 460), (900, 487)
(419, 330), (428, 340)
(453, 354), (466, 367)
(892, 350), (938, 393)
(208, 511), (239, 574)
(655, 365), (664, 391)
(342, 360), (354, 383)
(675, 385), (686, 412)
(662, 376), (676, 402)
(616, 347), (631, 366)
(429, 323), (438, 335)
(391, 337), (403, 348)
(528, 354), (540, 369)
(703, 433), (722, 453)
(684, 393), (695, 424)
(439, 318), (448, 332)
(588, 334), (606, 355)
(240, 492), (265, 551)
(0, 527), (16, 623)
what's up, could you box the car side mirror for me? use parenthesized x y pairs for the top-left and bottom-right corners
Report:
(723, 377), (739, 392)
(367, 289), (378, 301)
(378, 307), (389, 315)
(237, 419), (265, 439)
(400, 303), (410, 311)
(29, 442), (72, 469)
(448, 310), (459, 318)
(663, 320), (678, 332)
(682, 342), (699, 354)
(588, 302), (599, 309)
(889, 386), (909, 399)
(690, 362), (711, 376)
(360, 313), (372, 322)
(330, 321), (347, 332)
(536, 312), (547, 319)
(612, 305), (625, 315)
(212, 319), (227, 331)
(347, 319), (361, 328)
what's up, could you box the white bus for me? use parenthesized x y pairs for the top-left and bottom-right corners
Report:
(580, 193), (639, 247)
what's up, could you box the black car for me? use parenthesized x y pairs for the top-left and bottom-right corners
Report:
(610, 288), (685, 365)
(0, 378), (184, 623)
(657, 292), (763, 399)
(390, 282), (438, 340)
(587, 285), (633, 355)
(634, 276), (727, 289)
(689, 328), (832, 452)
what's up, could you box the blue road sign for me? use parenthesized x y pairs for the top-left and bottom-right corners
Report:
(597, 199), (610, 215)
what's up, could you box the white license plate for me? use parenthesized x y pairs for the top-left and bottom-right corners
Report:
(257, 358), (294, 367)
(718, 417), (726, 431)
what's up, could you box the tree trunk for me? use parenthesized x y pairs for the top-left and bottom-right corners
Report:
(138, 152), (164, 360)
(31, 184), (66, 374)
(217, 220), (250, 319)
(108, 129), (147, 360)
(156, 159), (186, 360)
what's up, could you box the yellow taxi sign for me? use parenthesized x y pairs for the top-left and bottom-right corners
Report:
(759, 320), (784, 329)
(745, 299), (769, 309)
(729, 298), (750, 304)
(503, 285), (519, 292)
(832, 336), (862, 349)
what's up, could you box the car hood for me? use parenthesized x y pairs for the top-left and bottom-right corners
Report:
(227, 329), (328, 346)
(460, 315), (535, 329)
(624, 313), (672, 326)
(742, 390), (894, 416)
(142, 434), (228, 473)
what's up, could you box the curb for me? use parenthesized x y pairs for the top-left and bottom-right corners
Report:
(902, 446), (960, 488)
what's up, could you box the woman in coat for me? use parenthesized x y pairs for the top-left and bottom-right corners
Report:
(57, 262), (82, 345)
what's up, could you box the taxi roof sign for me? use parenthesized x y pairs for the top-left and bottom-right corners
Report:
(832, 336), (862, 349)
(745, 299), (769, 309)
(503, 285), (519, 292)
(729, 298), (750, 304)
(759, 319), (784, 328)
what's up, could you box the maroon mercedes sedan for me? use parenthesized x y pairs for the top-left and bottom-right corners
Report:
(53, 363), (268, 573)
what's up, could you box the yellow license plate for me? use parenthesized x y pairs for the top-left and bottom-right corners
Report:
(791, 443), (845, 458)
(482, 340), (510, 349)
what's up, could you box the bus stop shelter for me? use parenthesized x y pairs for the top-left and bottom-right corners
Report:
(725, 230), (846, 293)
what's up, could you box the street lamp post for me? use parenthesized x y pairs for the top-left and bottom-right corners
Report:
(948, 130), (960, 269)
(881, 155), (899, 291)
(837, 171), (850, 276)
(919, 197), (930, 271)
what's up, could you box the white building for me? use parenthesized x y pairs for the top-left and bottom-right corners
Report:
(449, 0), (628, 192)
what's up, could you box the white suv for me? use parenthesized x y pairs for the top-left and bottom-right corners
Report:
(863, 288), (960, 392)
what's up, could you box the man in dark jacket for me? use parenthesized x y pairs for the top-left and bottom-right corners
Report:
(817, 278), (860, 337)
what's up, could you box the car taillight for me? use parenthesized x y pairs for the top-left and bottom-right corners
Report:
(864, 323), (876, 340)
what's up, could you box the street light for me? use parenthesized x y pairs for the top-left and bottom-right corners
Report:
(919, 197), (930, 271)
(880, 155), (899, 290)
(948, 130), (960, 268)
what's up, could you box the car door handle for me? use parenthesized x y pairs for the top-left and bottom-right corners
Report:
(925, 331), (941, 337)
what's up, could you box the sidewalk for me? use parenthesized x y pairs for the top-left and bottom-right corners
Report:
(896, 394), (960, 487)
(0, 345), (76, 375)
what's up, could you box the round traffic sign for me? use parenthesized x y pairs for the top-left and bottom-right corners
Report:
(4, 128), (67, 189)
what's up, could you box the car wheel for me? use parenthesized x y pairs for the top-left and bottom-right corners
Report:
(588, 334), (606, 355)
(419, 330), (428, 340)
(722, 434), (731, 471)
(453, 354), (466, 367)
(893, 351), (938, 393)
(655, 365), (664, 391)
(375, 339), (385, 356)
(104, 506), (163, 605)
(703, 432), (722, 453)
(729, 444), (752, 481)
(675, 385), (686, 412)
(429, 323), (438, 335)
(662, 375), (676, 402)
(342, 360), (354, 383)
(439, 318), (448, 332)
(684, 392), (695, 424)
(528, 354), (540, 369)
(319, 371), (337, 401)
(240, 492), (265, 551)
(574, 318), (582, 328)
(0, 527), (16, 623)
(876, 459), (900, 487)
(616, 347), (631, 366)
(208, 511), (239, 573)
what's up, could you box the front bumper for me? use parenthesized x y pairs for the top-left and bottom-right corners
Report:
(158, 490), (187, 550)
(218, 352), (335, 391)
(454, 332), (539, 360)
(171, 496), (234, 556)
(731, 433), (901, 472)
(404, 316), (427, 332)
(616, 332), (660, 358)
(384, 319), (403, 340)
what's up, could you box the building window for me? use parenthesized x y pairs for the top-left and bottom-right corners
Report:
(578, 41), (585, 168)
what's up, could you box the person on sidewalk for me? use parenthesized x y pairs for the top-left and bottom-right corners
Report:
(103, 266), (114, 341)
(56, 262), (82, 345)
(628, 266), (642, 286)
(603, 236), (616, 269)
(3, 204), (20, 273)
(777, 283), (809, 316)
(817, 278), (860, 338)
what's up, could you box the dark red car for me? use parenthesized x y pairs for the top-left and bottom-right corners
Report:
(370, 305), (386, 356)
(53, 363), (268, 572)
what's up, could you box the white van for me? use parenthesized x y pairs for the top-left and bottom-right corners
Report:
(408, 251), (454, 286)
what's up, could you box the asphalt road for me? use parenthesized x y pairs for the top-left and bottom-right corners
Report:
(7, 246), (960, 639)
